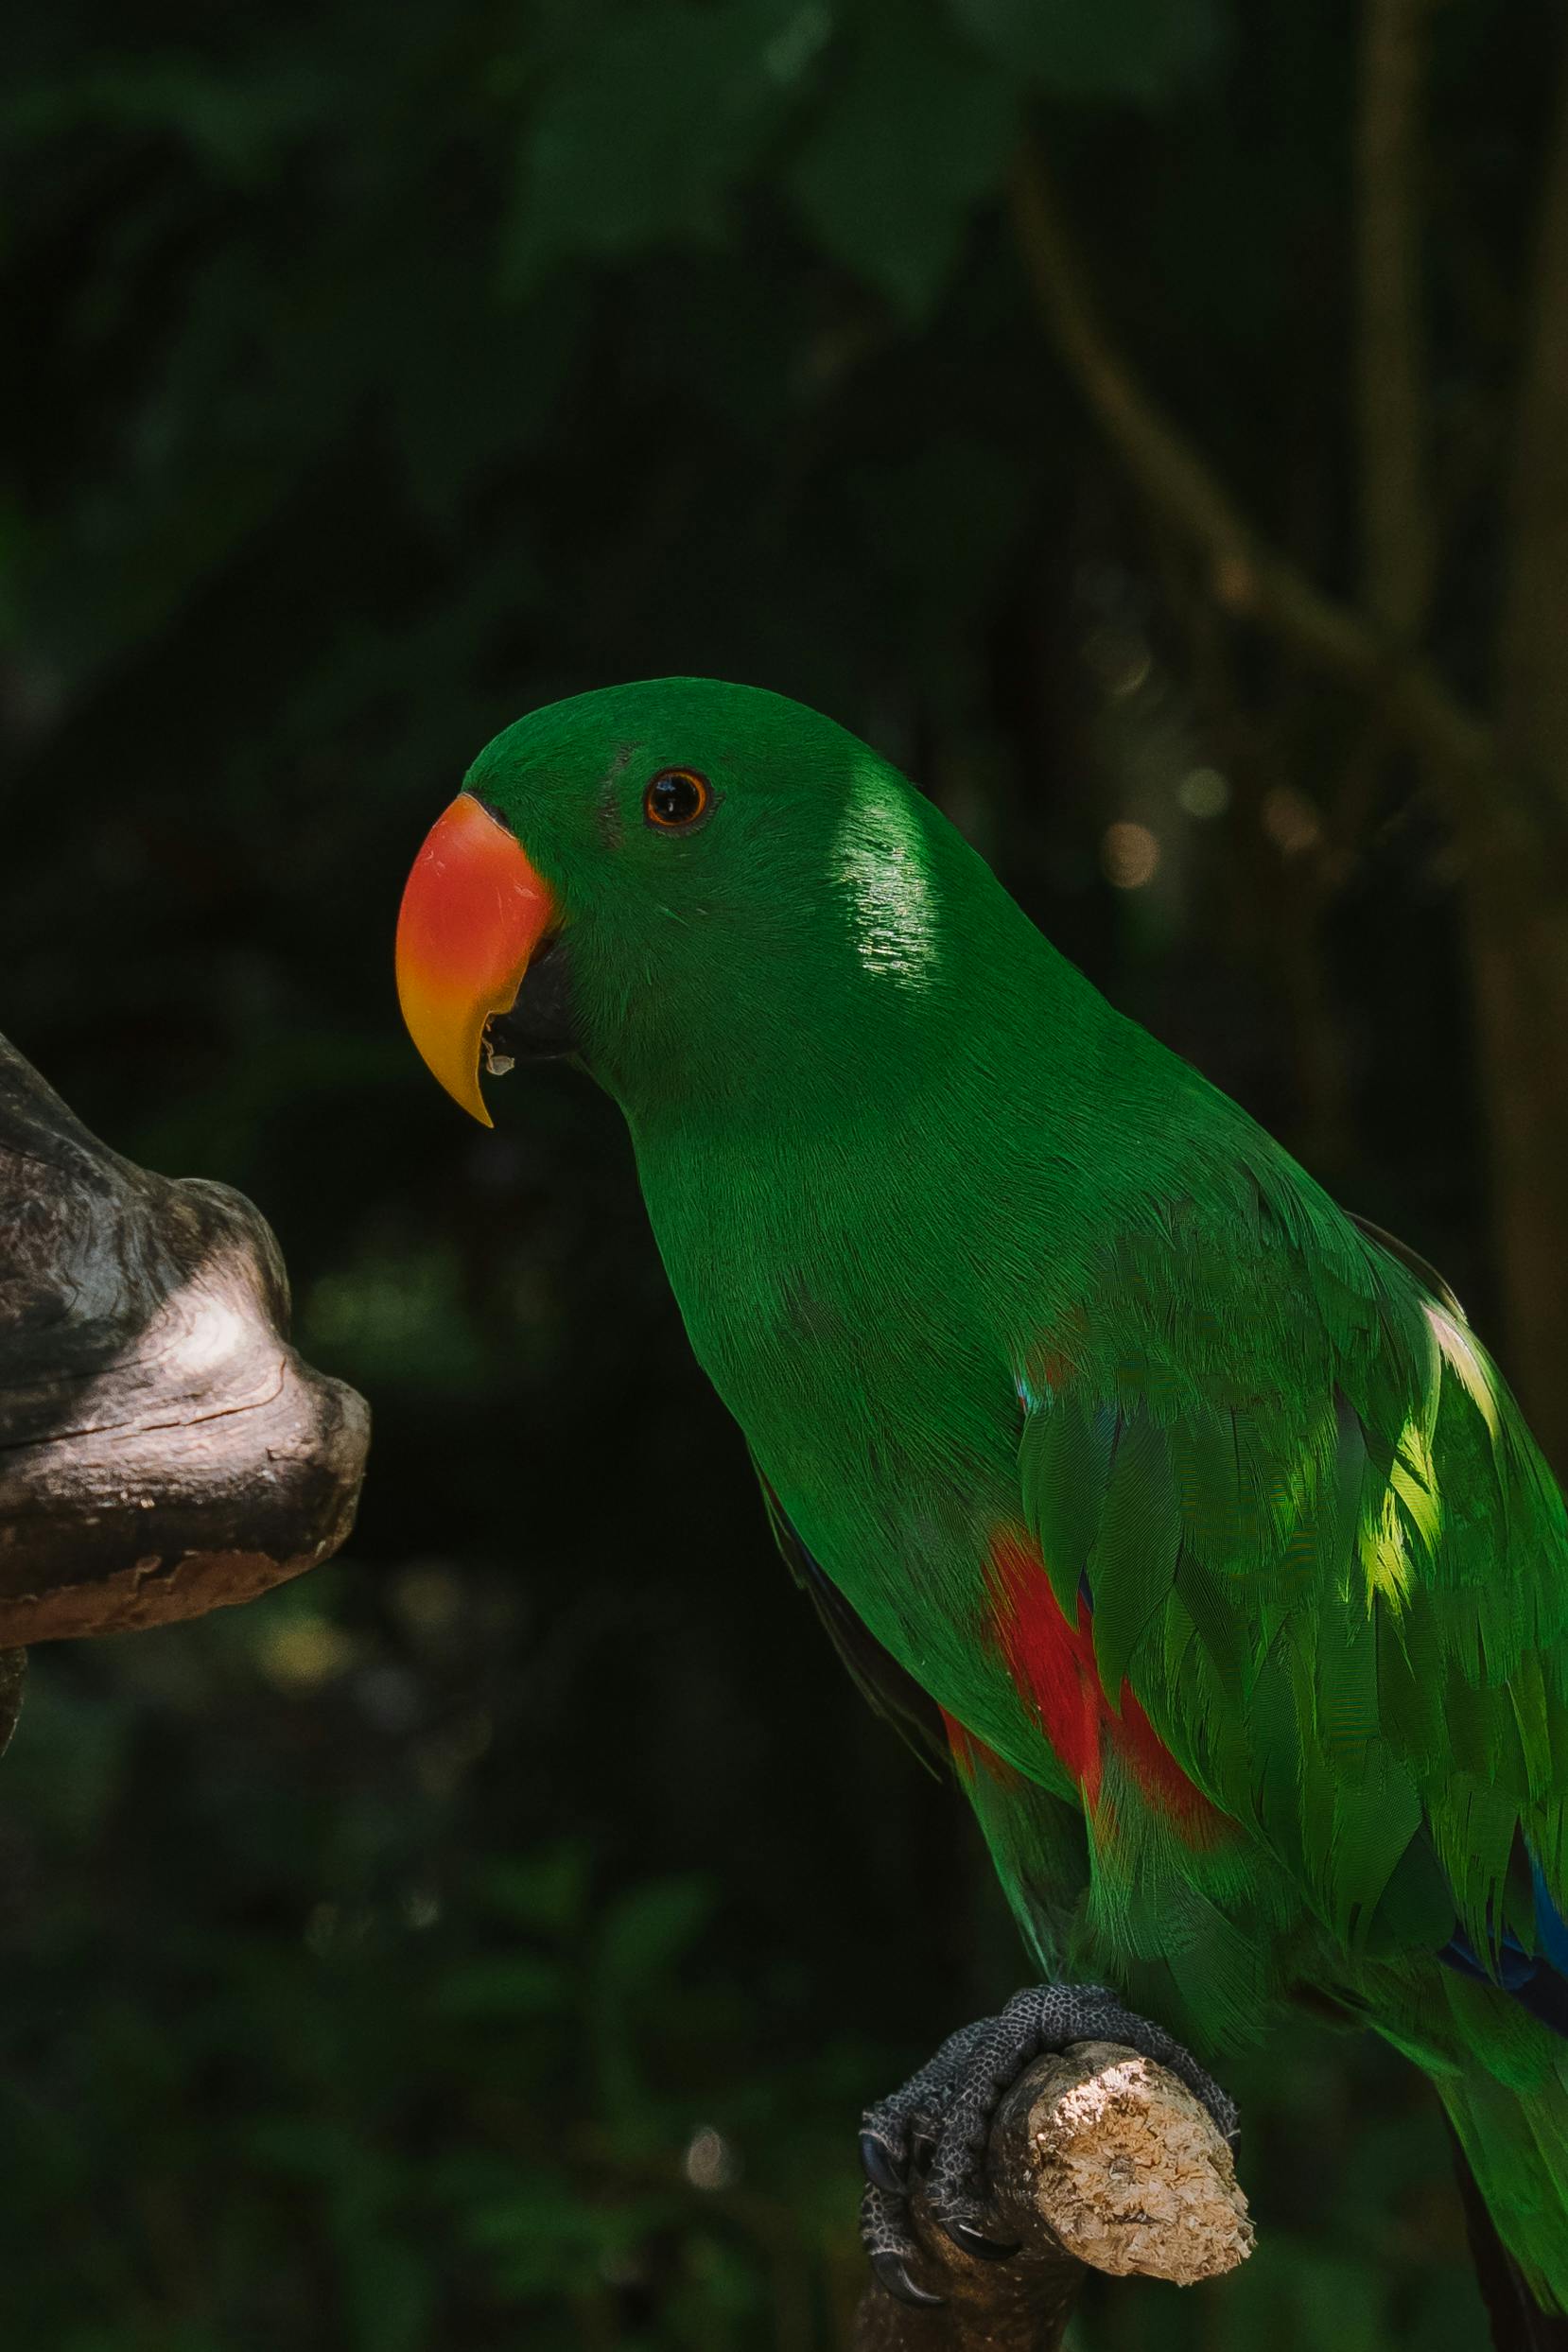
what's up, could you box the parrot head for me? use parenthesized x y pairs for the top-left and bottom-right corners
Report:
(396, 677), (964, 1124)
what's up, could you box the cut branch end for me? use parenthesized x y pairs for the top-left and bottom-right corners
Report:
(855, 2041), (1250, 2352)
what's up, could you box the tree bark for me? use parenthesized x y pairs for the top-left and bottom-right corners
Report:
(0, 1028), (370, 1644)
(853, 2043), (1251, 2352)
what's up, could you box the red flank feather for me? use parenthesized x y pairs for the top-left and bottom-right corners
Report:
(985, 1530), (1220, 1838)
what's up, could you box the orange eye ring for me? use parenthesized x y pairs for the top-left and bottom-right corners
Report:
(643, 768), (713, 832)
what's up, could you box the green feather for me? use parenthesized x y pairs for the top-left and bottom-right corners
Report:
(1019, 1389), (1113, 1616)
(1089, 1412), (1181, 1693)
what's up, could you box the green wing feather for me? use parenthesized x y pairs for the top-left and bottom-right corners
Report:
(1014, 1156), (1568, 1986)
(1005, 1165), (1568, 2310)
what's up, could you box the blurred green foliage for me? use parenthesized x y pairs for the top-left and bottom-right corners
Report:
(2, 0), (1556, 2342)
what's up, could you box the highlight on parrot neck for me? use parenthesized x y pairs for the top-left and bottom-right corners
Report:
(832, 760), (944, 988)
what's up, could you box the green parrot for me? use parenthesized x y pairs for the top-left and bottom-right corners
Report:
(396, 676), (1568, 2334)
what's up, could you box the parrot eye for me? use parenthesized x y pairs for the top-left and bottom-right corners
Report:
(643, 769), (713, 832)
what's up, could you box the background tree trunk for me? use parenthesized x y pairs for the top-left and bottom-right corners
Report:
(1476, 40), (1568, 1463)
(1461, 834), (1568, 1467)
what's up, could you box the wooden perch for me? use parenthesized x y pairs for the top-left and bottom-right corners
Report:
(854, 2041), (1253, 2352)
(0, 1028), (370, 1646)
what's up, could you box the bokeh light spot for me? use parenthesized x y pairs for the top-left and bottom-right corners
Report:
(1178, 767), (1231, 820)
(1261, 786), (1322, 857)
(683, 2126), (740, 2190)
(1101, 821), (1161, 891)
(258, 1613), (359, 1693)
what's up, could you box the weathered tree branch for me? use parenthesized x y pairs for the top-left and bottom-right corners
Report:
(0, 1029), (370, 1644)
(853, 2042), (1251, 2352)
(1357, 0), (1436, 637)
(1006, 140), (1492, 788)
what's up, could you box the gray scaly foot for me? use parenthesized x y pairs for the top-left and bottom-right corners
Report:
(858, 1982), (1238, 2307)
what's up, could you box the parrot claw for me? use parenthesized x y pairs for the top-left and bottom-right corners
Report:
(941, 2212), (1019, 2259)
(871, 2250), (945, 2308)
(857, 1981), (1236, 2296)
(862, 2183), (944, 2306)
(859, 2129), (906, 2194)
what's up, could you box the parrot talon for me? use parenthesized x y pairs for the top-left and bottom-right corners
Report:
(859, 2130), (906, 2194)
(862, 2183), (943, 2306)
(942, 2212), (1019, 2259)
(871, 2251), (944, 2308)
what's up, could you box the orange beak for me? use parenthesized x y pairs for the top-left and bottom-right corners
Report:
(395, 793), (558, 1124)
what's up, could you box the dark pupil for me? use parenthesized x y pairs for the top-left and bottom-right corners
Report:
(653, 772), (700, 823)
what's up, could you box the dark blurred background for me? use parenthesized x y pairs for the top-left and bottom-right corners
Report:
(7, 0), (1568, 2343)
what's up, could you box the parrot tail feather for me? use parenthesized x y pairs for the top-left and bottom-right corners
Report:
(1448, 2119), (1568, 2350)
